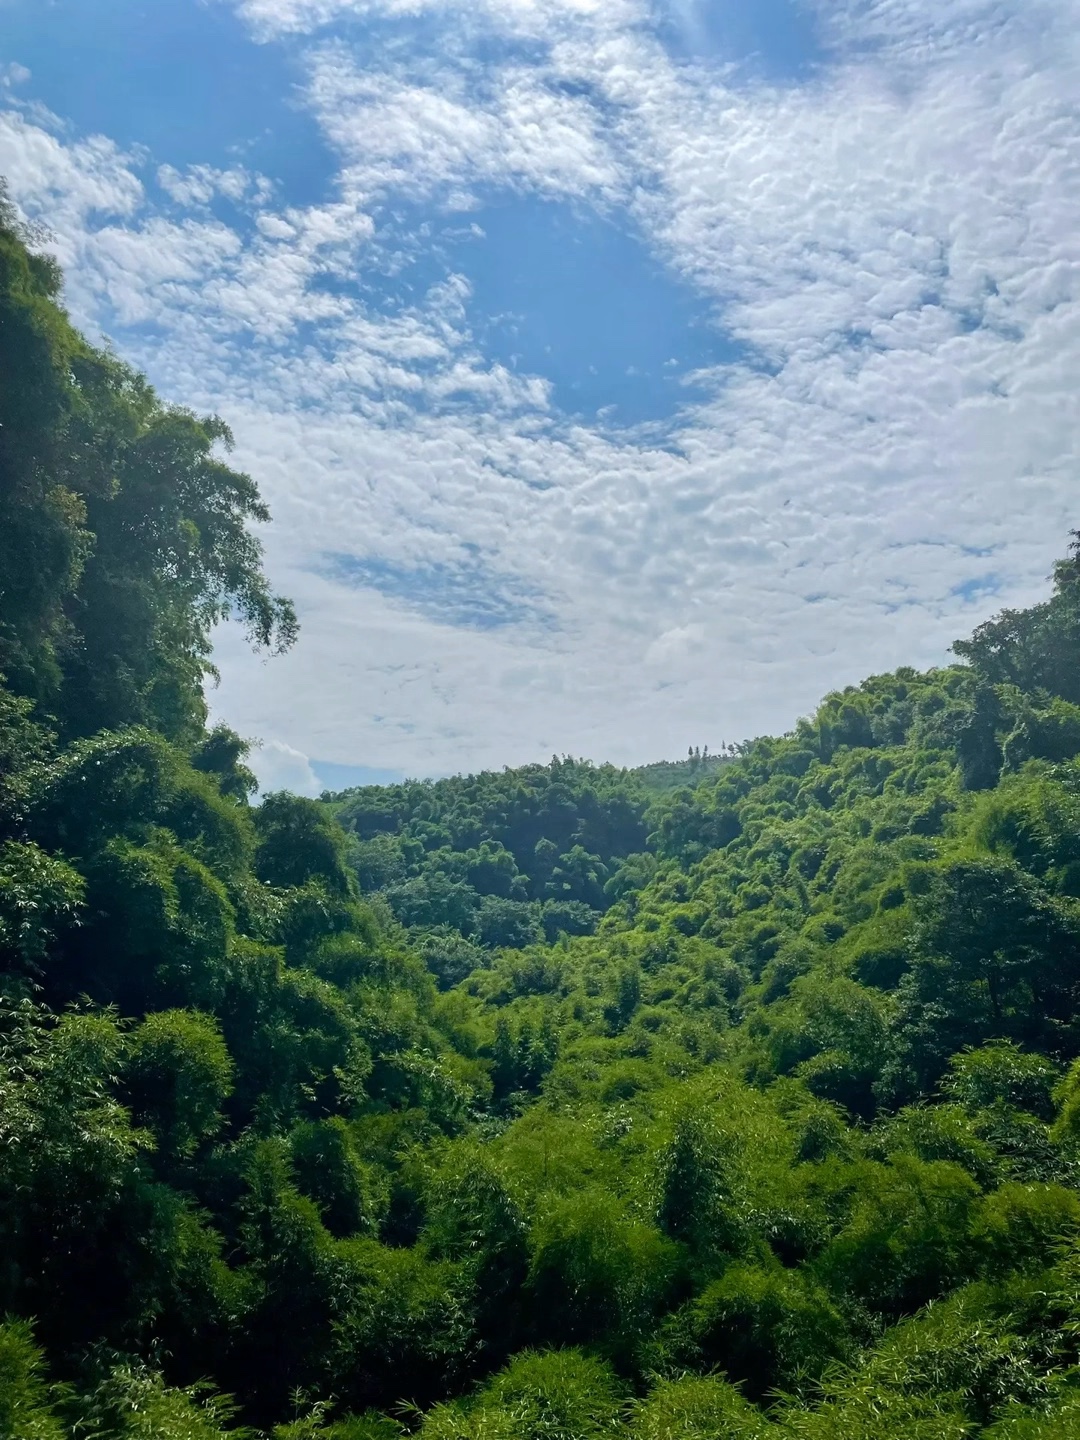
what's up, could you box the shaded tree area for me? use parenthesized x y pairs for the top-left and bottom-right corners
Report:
(10, 194), (1080, 1439)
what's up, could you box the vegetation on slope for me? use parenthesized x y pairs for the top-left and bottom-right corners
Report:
(327, 747), (734, 968)
(7, 187), (1080, 1438)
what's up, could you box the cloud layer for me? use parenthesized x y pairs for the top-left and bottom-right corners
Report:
(1, 0), (1078, 775)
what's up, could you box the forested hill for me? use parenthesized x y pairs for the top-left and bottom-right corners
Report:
(325, 750), (732, 973)
(10, 191), (1080, 1440)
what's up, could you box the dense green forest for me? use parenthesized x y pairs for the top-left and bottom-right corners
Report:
(327, 748), (731, 971)
(8, 187), (1080, 1438)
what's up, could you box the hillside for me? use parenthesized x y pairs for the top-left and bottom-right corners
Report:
(6, 192), (1080, 1438)
(325, 751), (730, 974)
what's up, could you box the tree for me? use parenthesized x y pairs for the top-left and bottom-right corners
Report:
(255, 794), (356, 898)
(0, 188), (295, 739)
(817, 1154), (979, 1316)
(954, 533), (1080, 704)
(944, 1042), (1059, 1120)
(526, 1191), (680, 1352)
(125, 1009), (234, 1160)
(0, 1321), (65, 1440)
(662, 1261), (849, 1400)
(885, 859), (1080, 1101)
(630, 1376), (768, 1440)
(421, 1143), (528, 1355)
(290, 1118), (386, 1238)
(0, 186), (92, 707)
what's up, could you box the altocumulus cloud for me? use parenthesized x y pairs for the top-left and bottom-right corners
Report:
(0, 0), (1078, 775)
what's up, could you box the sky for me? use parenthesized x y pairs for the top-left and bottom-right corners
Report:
(1, 0), (1079, 794)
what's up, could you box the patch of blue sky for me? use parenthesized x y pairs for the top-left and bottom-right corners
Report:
(952, 574), (1003, 603)
(310, 760), (407, 792)
(320, 552), (557, 632)
(887, 540), (1002, 559)
(1, 0), (334, 207)
(350, 194), (744, 427)
(655, 0), (827, 82)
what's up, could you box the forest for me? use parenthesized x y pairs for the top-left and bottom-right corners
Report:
(6, 185), (1080, 1438)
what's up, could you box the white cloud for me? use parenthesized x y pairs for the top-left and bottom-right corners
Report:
(157, 162), (274, 208)
(0, 108), (143, 246)
(231, 0), (632, 42)
(306, 50), (624, 203)
(3, 0), (1080, 773)
(249, 738), (324, 796)
(645, 624), (707, 675)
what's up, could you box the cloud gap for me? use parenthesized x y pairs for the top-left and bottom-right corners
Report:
(318, 551), (559, 631)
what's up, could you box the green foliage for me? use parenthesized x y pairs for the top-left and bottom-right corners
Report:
(629, 1376), (769, 1440)
(0, 1321), (65, 1440)
(289, 1118), (387, 1237)
(73, 1364), (252, 1440)
(816, 1152), (981, 1316)
(274, 1409), (402, 1440)
(661, 1261), (849, 1399)
(658, 1108), (746, 1257)
(125, 1009), (234, 1158)
(945, 1044), (1060, 1121)
(953, 533), (1080, 704)
(328, 760), (680, 962)
(0, 839), (83, 974)
(526, 1191), (681, 1355)
(420, 1142), (527, 1350)
(419, 1350), (625, 1440)
(330, 1238), (476, 1411)
(0, 189), (295, 739)
(256, 793), (356, 898)
(973, 1181), (1080, 1275)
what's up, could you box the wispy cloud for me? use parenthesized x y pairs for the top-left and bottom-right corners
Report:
(0, 62), (31, 89)
(157, 161), (274, 209)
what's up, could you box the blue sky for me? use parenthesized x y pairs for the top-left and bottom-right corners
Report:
(1, 0), (1078, 792)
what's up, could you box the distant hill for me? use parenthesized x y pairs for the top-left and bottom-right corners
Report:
(323, 751), (735, 970)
